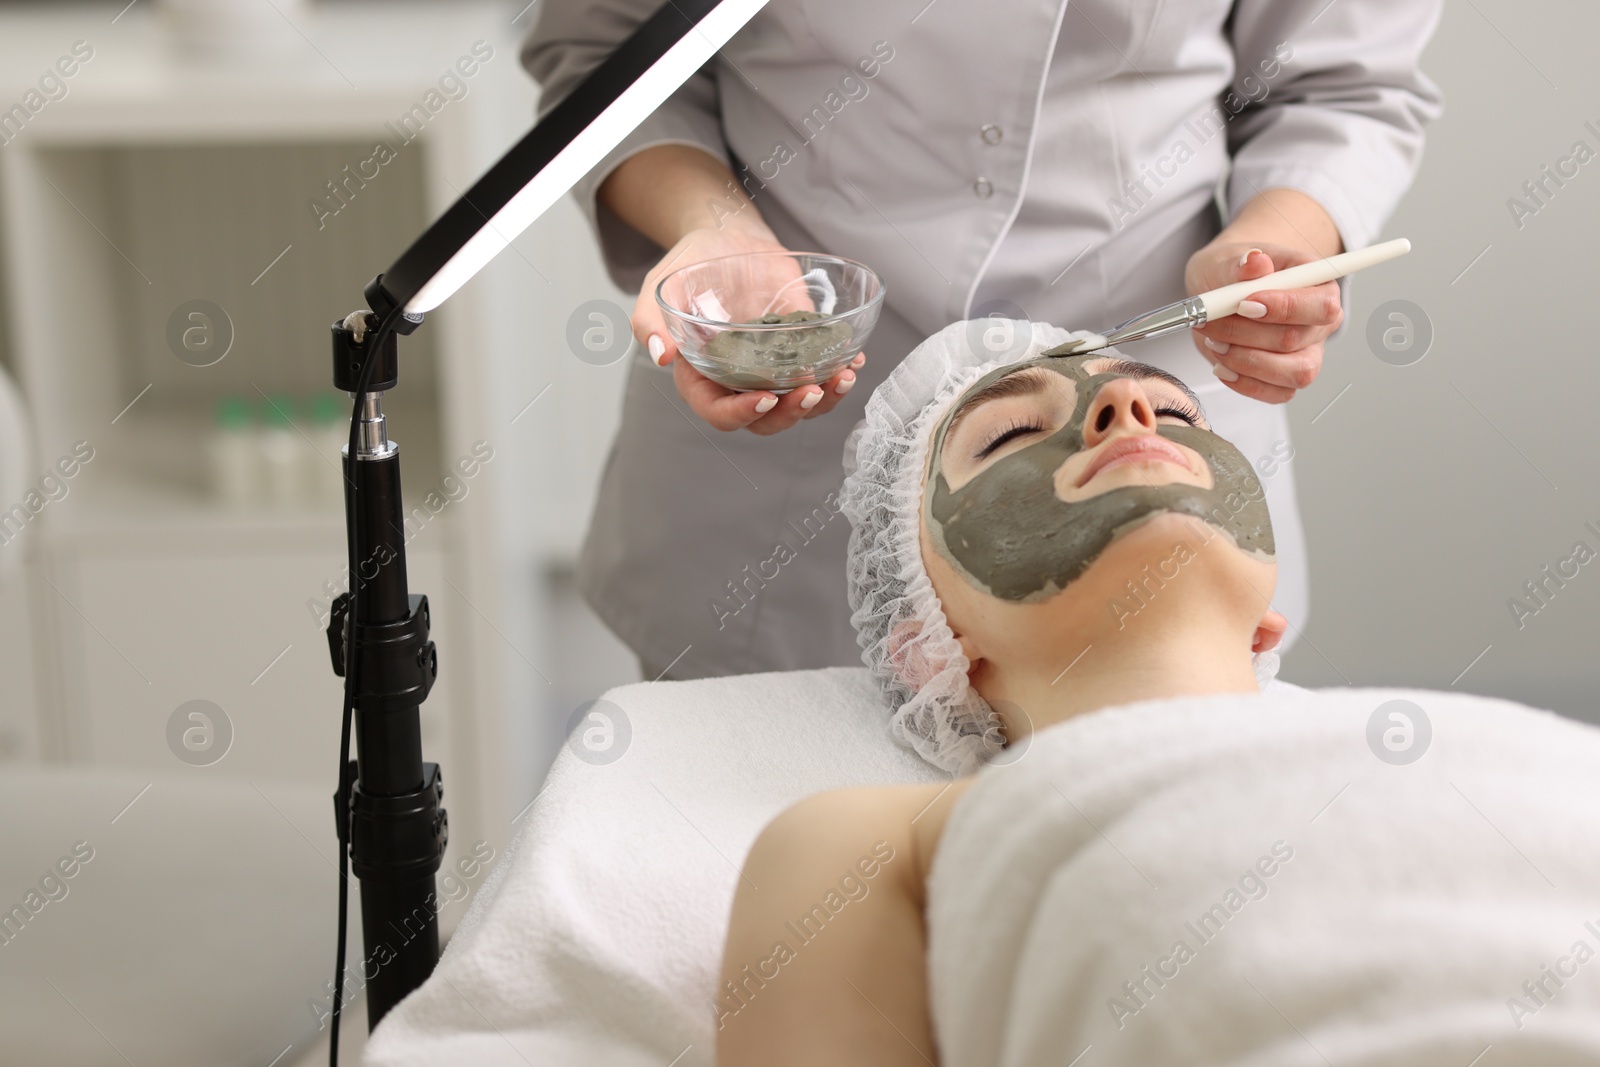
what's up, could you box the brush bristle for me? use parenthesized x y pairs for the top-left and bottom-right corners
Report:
(1041, 333), (1108, 358)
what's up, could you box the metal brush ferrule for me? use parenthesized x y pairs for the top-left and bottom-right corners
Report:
(1102, 295), (1208, 347)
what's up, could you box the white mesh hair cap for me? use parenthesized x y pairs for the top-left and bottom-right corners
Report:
(838, 318), (1280, 776)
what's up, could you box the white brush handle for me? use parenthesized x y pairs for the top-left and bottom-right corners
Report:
(1197, 238), (1412, 320)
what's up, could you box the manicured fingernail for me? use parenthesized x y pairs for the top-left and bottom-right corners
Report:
(1237, 300), (1268, 319)
(799, 388), (823, 410)
(850, 353), (866, 369)
(647, 335), (666, 365)
(834, 374), (856, 396)
(1203, 337), (1230, 355)
(1211, 363), (1240, 382)
(1239, 248), (1263, 267)
(754, 394), (778, 414)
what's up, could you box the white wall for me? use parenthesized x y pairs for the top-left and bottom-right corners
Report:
(1278, 0), (1600, 720)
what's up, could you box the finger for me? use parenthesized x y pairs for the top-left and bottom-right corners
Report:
(1237, 248), (1275, 281)
(1194, 316), (1334, 356)
(763, 265), (820, 316)
(745, 384), (828, 436)
(673, 358), (780, 431)
(1234, 281), (1342, 329)
(1201, 339), (1323, 392)
(756, 356), (865, 432)
(752, 255), (812, 315)
(1224, 374), (1297, 404)
(633, 284), (676, 368)
(1189, 332), (1282, 402)
(799, 368), (858, 420)
(1202, 354), (1297, 404)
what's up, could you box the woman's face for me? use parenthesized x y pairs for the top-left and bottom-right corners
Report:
(921, 353), (1275, 603)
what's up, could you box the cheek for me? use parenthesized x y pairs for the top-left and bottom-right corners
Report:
(919, 517), (963, 616)
(921, 517), (1044, 663)
(921, 515), (988, 625)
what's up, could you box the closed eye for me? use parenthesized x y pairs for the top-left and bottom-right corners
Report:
(975, 418), (1047, 459)
(1154, 400), (1201, 426)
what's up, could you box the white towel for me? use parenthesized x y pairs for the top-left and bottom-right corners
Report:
(364, 667), (945, 1067)
(928, 686), (1600, 1066)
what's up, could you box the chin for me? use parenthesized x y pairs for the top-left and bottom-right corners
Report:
(1105, 509), (1213, 560)
(1064, 511), (1277, 621)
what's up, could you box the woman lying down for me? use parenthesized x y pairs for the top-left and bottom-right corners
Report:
(716, 322), (1600, 1067)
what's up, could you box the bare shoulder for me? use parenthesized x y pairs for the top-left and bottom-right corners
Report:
(720, 781), (975, 1065)
(748, 780), (976, 899)
(720, 780), (979, 1062)
(747, 785), (929, 887)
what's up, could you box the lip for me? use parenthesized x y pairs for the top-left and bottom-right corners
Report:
(1075, 434), (1194, 488)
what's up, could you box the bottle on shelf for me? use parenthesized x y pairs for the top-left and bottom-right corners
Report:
(308, 391), (347, 506)
(258, 394), (302, 508)
(209, 395), (257, 509)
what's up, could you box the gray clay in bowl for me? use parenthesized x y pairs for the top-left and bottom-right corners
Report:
(702, 310), (855, 368)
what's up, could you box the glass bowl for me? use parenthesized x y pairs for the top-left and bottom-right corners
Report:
(655, 252), (885, 392)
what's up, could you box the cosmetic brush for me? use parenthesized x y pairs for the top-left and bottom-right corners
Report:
(1043, 237), (1412, 357)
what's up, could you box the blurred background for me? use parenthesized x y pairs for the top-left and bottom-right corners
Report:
(0, 0), (1593, 1064)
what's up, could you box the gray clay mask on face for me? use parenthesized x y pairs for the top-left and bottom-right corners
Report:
(924, 356), (1275, 602)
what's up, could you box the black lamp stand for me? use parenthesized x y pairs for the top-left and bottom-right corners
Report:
(312, 0), (757, 1048)
(325, 294), (447, 1033)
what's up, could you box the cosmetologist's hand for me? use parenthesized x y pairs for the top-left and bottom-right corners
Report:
(1184, 241), (1343, 404)
(634, 218), (863, 436)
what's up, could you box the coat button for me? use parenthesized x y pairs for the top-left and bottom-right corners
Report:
(973, 177), (994, 199)
(980, 123), (1002, 145)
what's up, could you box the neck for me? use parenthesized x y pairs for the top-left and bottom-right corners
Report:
(990, 598), (1262, 737)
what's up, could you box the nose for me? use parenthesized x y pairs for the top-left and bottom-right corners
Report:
(1081, 377), (1158, 448)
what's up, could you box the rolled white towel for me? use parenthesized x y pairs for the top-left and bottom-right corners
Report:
(928, 687), (1600, 1067)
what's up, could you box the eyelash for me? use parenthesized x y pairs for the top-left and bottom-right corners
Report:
(1154, 400), (1201, 426)
(974, 400), (1200, 458)
(976, 418), (1046, 458)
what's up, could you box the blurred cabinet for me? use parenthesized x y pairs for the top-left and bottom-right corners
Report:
(0, 2), (540, 876)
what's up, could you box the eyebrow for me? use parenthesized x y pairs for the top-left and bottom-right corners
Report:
(944, 368), (1054, 439)
(944, 359), (1205, 440)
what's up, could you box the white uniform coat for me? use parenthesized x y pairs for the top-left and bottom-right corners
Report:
(523, 0), (1443, 678)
